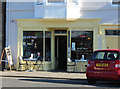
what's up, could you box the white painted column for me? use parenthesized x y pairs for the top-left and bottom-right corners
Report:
(43, 30), (45, 62)
(93, 25), (99, 51)
(17, 23), (22, 69)
(101, 28), (106, 49)
(51, 30), (55, 70)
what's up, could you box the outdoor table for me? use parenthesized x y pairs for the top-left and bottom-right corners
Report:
(23, 58), (37, 72)
(75, 60), (88, 72)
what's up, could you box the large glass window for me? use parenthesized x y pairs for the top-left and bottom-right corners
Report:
(45, 31), (51, 61)
(105, 30), (120, 36)
(71, 31), (93, 61)
(23, 31), (43, 60)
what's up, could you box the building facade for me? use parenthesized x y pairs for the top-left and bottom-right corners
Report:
(6, 0), (120, 71)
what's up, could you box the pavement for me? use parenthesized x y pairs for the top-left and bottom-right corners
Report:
(0, 71), (87, 80)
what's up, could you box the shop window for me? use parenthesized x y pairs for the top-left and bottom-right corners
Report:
(71, 31), (93, 61)
(45, 31), (51, 61)
(23, 31), (43, 61)
(69, 0), (78, 5)
(105, 30), (120, 36)
(112, 0), (120, 5)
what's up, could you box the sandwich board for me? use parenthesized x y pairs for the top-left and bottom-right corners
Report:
(0, 46), (15, 71)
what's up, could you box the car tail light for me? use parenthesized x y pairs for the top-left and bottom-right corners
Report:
(115, 60), (120, 70)
(87, 60), (91, 67)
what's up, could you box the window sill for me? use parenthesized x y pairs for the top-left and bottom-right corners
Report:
(46, 3), (66, 6)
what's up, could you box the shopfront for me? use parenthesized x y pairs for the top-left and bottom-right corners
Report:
(16, 18), (101, 71)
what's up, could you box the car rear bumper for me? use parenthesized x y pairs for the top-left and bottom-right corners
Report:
(86, 70), (120, 80)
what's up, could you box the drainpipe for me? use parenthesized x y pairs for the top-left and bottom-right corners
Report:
(2, 1), (6, 71)
(98, 24), (102, 50)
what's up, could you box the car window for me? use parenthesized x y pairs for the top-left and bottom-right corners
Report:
(94, 52), (105, 60)
(92, 51), (119, 60)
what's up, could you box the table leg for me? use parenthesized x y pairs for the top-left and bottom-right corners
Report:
(30, 60), (31, 70)
(26, 59), (34, 72)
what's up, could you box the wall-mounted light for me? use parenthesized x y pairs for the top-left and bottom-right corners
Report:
(88, 37), (91, 40)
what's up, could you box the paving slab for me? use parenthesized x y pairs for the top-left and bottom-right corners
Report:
(0, 71), (87, 80)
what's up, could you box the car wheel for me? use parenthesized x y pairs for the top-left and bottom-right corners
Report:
(87, 79), (96, 85)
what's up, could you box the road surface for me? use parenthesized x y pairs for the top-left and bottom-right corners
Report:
(1, 76), (120, 88)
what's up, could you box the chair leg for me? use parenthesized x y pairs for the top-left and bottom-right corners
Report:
(42, 64), (43, 70)
(27, 65), (29, 70)
(39, 64), (43, 70)
(37, 65), (39, 70)
(19, 65), (23, 71)
(18, 65), (21, 70)
(19, 65), (20, 70)
(74, 66), (76, 72)
(37, 64), (42, 71)
(25, 65), (28, 70)
(33, 65), (35, 70)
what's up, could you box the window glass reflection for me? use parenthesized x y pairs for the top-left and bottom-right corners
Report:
(23, 31), (43, 60)
(71, 31), (93, 61)
(105, 30), (120, 35)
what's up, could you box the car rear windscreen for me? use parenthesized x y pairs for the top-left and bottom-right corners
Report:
(91, 51), (119, 60)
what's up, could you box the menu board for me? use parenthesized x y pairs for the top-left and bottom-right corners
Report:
(0, 46), (15, 71)
(5, 47), (13, 66)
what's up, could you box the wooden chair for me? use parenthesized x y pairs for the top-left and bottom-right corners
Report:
(18, 56), (28, 70)
(67, 58), (76, 72)
(33, 57), (43, 70)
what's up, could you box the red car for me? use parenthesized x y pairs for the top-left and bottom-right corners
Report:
(86, 49), (120, 84)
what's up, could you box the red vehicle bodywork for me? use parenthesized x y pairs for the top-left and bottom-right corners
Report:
(86, 49), (120, 81)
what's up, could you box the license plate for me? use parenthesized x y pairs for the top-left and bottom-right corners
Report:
(96, 63), (108, 67)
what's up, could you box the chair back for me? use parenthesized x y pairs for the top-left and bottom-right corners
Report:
(37, 56), (43, 61)
(19, 56), (24, 64)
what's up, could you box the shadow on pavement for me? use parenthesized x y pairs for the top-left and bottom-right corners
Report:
(19, 78), (120, 88)
(19, 78), (87, 85)
(2, 75), (120, 88)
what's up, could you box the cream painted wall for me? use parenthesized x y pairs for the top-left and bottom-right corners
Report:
(16, 19), (100, 70)
(106, 36), (120, 49)
(7, 1), (119, 23)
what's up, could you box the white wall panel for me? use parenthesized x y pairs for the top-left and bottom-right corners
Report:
(8, 2), (34, 10)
